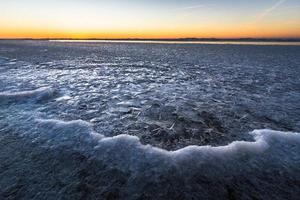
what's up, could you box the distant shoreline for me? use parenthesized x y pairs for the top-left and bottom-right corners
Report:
(1, 38), (300, 42)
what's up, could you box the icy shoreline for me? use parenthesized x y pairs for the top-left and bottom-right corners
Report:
(0, 87), (299, 199)
(1, 40), (300, 199)
(1, 117), (300, 200)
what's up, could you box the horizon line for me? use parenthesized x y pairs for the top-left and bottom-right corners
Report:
(1, 37), (300, 41)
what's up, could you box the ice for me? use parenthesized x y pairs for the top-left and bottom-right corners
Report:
(0, 40), (299, 199)
(0, 87), (58, 104)
(55, 95), (72, 101)
(1, 103), (300, 199)
(0, 41), (299, 149)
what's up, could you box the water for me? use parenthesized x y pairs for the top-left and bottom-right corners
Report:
(0, 40), (299, 199)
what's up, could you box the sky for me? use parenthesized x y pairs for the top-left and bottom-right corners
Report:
(0, 0), (300, 39)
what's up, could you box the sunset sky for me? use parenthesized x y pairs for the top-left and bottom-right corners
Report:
(1, 0), (300, 39)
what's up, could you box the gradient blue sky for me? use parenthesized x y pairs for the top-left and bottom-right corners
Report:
(1, 0), (300, 38)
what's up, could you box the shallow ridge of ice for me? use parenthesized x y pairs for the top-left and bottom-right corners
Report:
(33, 118), (300, 170)
(1, 87), (300, 176)
(0, 87), (58, 104)
(1, 87), (299, 159)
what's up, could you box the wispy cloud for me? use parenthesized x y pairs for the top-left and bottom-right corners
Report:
(172, 4), (205, 12)
(255, 0), (287, 22)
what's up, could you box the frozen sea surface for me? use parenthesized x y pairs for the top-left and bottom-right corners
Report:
(0, 40), (299, 199)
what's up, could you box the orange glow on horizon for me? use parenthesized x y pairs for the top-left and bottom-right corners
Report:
(1, 0), (299, 39)
(1, 25), (300, 39)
